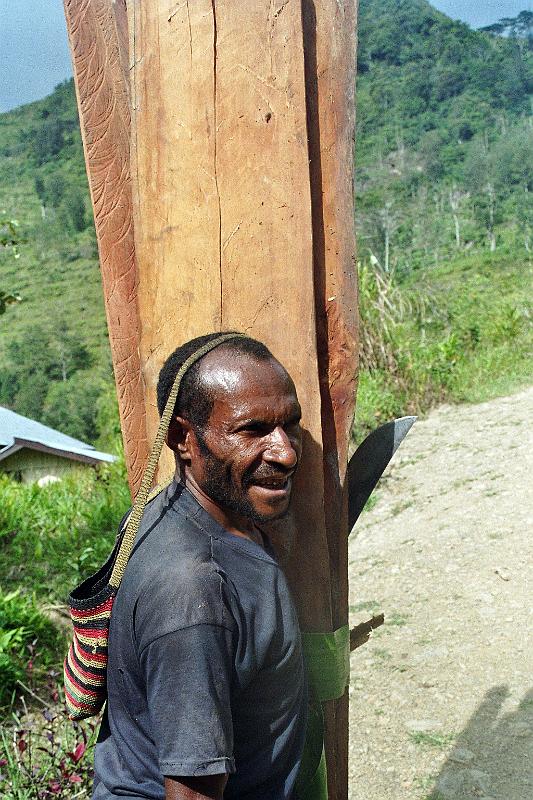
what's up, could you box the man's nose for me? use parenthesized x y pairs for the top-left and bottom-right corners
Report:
(264, 426), (299, 469)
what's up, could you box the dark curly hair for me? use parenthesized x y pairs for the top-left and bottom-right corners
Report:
(156, 332), (274, 430)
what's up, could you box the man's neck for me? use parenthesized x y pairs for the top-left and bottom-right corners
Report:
(179, 473), (261, 544)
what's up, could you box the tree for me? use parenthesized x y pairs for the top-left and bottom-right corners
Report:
(0, 218), (22, 315)
(481, 11), (533, 49)
(59, 186), (87, 232)
(448, 185), (469, 250)
(2, 325), (95, 436)
(42, 373), (100, 442)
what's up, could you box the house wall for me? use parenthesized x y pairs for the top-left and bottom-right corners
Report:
(0, 449), (89, 484)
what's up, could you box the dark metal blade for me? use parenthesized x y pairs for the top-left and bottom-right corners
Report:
(347, 416), (417, 532)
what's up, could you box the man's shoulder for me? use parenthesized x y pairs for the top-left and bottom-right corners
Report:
(133, 558), (236, 651)
(125, 480), (209, 557)
(118, 482), (236, 644)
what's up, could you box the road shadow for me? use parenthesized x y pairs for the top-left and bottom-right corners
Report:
(428, 685), (533, 799)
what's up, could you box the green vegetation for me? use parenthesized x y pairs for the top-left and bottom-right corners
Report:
(0, 709), (97, 798)
(354, 248), (532, 438)
(352, 1), (533, 438)
(0, 80), (109, 444)
(409, 731), (456, 749)
(357, 1), (533, 271)
(0, 457), (129, 714)
(0, 8), (531, 789)
(0, 460), (130, 600)
(0, 588), (62, 708)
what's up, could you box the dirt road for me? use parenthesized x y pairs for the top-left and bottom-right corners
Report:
(348, 386), (533, 800)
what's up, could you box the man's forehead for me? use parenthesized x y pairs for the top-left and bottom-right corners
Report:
(199, 350), (297, 404)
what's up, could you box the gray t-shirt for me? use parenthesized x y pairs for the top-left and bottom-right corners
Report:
(93, 481), (307, 800)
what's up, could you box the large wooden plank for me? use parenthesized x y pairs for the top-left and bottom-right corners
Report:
(128, 1), (357, 795)
(128, 0), (333, 633)
(63, 0), (148, 494)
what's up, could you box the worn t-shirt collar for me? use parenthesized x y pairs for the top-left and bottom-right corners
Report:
(168, 479), (279, 564)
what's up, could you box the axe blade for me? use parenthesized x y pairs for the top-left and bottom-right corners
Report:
(347, 416), (417, 532)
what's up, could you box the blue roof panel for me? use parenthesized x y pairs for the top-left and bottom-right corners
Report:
(0, 405), (96, 452)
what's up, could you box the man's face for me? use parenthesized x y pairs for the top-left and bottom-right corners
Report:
(187, 353), (303, 525)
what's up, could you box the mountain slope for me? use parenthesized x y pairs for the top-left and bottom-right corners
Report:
(0, 1), (531, 444)
(356, 0), (533, 271)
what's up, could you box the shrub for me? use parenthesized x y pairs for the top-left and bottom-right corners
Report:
(0, 589), (63, 708)
(0, 706), (98, 799)
(0, 457), (130, 601)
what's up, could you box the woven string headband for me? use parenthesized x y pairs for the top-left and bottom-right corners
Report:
(109, 332), (246, 589)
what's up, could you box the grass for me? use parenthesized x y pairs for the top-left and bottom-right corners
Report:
(373, 647), (392, 661)
(385, 612), (409, 627)
(353, 251), (532, 442)
(0, 456), (130, 716)
(0, 589), (64, 709)
(0, 443), (131, 799)
(0, 459), (130, 602)
(410, 731), (456, 749)
(0, 706), (98, 799)
(350, 600), (382, 613)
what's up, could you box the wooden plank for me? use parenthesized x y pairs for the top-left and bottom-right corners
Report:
(128, 0), (333, 634)
(63, 0), (148, 495)
(129, 1), (358, 795)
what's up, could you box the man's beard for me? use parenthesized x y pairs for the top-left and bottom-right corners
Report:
(195, 430), (292, 525)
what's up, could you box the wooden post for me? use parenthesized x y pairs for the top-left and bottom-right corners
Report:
(64, 1), (357, 795)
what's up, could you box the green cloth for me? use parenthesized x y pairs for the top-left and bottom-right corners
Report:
(302, 626), (350, 703)
(294, 625), (350, 800)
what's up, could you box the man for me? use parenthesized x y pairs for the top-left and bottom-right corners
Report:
(93, 332), (308, 800)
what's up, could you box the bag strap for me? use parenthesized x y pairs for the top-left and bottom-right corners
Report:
(109, 332), (245, 589)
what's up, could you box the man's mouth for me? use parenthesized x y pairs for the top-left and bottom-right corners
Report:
(248, 475), (292, 498)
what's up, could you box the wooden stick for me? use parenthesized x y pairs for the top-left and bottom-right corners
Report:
(16, 680), (49, 708)
(350, 614), (385, 651)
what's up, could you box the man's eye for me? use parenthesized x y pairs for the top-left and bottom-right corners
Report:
(242, 423), (268, 434)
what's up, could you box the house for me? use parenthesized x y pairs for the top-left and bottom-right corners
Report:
(0, 406), (116, 484)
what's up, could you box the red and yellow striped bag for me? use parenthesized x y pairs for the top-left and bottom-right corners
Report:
(63, 334), (244, 719)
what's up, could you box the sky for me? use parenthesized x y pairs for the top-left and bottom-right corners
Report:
(0, 0), (72, 113)
(0, 1), (531, 113)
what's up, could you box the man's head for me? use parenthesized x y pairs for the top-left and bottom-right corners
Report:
(157, 333), (302, 525)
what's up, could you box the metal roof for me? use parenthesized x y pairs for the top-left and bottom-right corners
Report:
(0, 406), (116, 464)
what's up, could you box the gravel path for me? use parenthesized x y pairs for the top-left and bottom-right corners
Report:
(348, 386), (533, 800)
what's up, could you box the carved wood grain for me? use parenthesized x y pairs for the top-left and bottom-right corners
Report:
(63, 0), (148, 496)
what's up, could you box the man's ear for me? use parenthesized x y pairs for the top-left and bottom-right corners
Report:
(166, 415), (195, 463)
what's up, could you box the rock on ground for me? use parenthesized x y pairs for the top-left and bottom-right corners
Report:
(348, 386), (533, 800)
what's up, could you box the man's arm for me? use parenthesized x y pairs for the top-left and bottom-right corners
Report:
(165, 774), (228, 800)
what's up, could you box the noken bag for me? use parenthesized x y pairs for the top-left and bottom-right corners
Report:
(63, 334), (244, 719)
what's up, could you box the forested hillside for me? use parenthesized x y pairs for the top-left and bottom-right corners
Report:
(0, 81), (111, 443)
(0, 0), (531, 444)
(356, 0), (532, 270)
